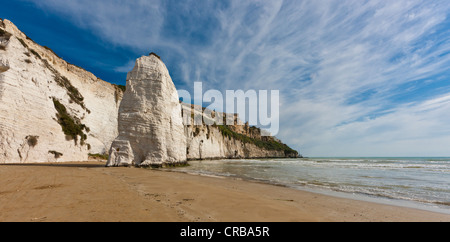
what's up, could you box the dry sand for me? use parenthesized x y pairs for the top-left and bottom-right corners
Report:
(0, 161), (449, 222)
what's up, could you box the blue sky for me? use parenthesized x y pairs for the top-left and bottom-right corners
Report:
(2, 0), (450, 157)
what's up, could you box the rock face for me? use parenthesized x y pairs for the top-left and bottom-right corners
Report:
(107, 54), (187, 167)
(182, 103), (299, 160)
(0, 19), (122, 163)
(0, 18), (298, 165)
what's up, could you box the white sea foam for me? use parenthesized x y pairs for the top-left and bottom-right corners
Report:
(171, 157), (450, 213)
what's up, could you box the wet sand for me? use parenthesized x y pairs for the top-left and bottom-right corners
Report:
(0, 161), (449, 222)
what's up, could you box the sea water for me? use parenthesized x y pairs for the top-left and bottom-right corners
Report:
(171, 157), (450, 214)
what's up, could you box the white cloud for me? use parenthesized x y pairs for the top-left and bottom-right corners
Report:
(311, 93), (450, 156)
(114, 59), (135, 73)
(27, 0), (166, 51)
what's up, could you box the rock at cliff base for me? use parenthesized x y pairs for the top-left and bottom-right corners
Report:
(107, 54), (187, 167)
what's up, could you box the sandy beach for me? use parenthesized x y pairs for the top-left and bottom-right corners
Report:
(0, 161), (449, 222)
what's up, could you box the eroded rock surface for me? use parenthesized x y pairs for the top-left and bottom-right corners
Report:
(0, 19), (122, 163)
(107, 54), (187, 167)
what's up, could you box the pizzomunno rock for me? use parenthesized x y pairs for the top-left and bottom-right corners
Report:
(107, 54), (187, 167)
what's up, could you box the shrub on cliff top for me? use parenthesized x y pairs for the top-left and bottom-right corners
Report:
(149, 52), (161, 59)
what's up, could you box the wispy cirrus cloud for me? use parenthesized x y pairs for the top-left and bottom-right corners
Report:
(25, 0), (450, 156)
(29, 0), (166, 50)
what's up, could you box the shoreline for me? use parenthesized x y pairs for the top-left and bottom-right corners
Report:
(169, 168), (450, 216)
(0, 161), (449, 222)
(178, 157), (450, 215)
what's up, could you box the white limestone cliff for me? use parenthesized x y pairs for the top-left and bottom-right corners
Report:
(0, 19), (122, 163)
(182, 103), (298, 160)
(0, 18), (298, 165)
(107, 54), (187, 167)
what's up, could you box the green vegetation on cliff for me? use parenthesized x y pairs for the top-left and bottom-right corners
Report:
(88, 153), (108, 160)
(216, 125), (298, 156)
(0, 29), (9, 38)
(52, 98), (89, 146)
(115, 84), (126, 92)
(15, 35), (87, 111)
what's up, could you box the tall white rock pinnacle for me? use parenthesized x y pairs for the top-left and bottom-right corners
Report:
(107, 54), (187, 167)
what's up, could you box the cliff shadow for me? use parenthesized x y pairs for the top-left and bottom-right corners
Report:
(0, 162), (106, 168)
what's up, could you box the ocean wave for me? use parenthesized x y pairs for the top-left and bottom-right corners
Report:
(176, 158), (450, 211)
